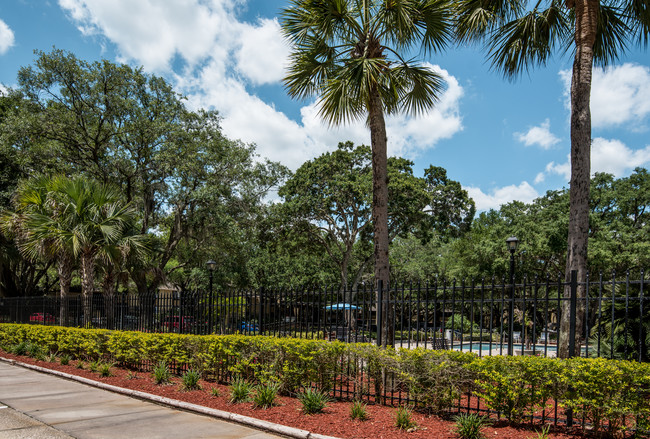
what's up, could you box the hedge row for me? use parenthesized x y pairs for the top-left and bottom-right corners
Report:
(1, 324), (648, 435)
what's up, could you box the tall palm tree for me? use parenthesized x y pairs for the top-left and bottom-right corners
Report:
(455, 0), (649, 357)
(281, 0), (454, 346)
(2, 177), (75, 324)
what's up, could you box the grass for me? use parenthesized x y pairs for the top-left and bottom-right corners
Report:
(453, 413), (490, 439)
(298, 388), (331, 415)
(252, 383), (279, 409)
(394, 406), (417, 431)
(350, 400), (369, 421)
(152, 361), (171, 385)
(229, 378), (253, 403)
(59, 354), (70, 365)
(180, 369), (202, 391)
(98, 363), (113, 377)
(210, 387), (220, 397)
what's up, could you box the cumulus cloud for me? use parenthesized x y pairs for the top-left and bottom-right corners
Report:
(57, 2), (465, 170)
(539, 137), (650, 182)
(560, 64), (650, 129)
(465, 181), (539, 211)
(0, 19), (15, 55)
(515, 119), (561, 149)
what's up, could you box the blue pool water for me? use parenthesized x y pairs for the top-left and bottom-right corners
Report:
(453, 343), (558, 352)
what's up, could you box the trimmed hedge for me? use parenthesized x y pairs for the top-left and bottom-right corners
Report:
(1, 323), (648, 435)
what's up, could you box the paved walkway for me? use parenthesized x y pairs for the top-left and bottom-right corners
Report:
(0, 361), (281, 439)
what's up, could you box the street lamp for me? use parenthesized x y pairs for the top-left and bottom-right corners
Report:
(206, 260), (217, 334)
(506, 236), (519, 355)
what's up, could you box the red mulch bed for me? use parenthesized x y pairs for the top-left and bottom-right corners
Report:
(0, 350), (588, 439)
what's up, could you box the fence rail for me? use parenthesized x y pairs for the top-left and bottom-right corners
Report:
(2, 270), (648, 362)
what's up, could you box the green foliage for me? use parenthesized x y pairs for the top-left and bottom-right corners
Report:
(152, 362), (171, 385)
(180, 369), (202, 391)
(472, 356), (566, 423)
(394, 406), (417, 431)
(229, 378), (253, 403)
(252, 382), (280, 409)
(298, 388), (331, 415)
(210, 387), (220, 397)
(349, 401), (369, 421)
(99, 363), (113, 377)
(88, 360), (99, 373)
(530, 424), (551, 439)
(453, 413), (490, 439)
(59, 354), (70, 365)
(562, 357), (650, 435)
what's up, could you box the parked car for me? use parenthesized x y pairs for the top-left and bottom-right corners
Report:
(162, 315), (195, 332)
(29, 312), (55, 324)
(240, 321), (259, 332)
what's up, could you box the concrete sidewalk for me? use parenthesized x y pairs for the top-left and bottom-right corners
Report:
(0, 361), (281, 439)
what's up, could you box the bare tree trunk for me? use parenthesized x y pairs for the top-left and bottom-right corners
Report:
(369, 86), (393, 348)
(80, 252), (95, 327)
(558, 0), (597, 359)
(57, 252), (72, 326)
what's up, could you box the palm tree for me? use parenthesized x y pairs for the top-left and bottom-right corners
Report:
(281, 0), (454, 346)
(2, 177), (75, 324)
(455, 0), (649, 357)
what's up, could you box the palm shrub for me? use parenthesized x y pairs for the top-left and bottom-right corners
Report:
(350, 401), (369, 421)
(229, 378), (253, 403)
(181, 369), (202, 391)
(99, 363), (113, 377)
(298, 387), (331, 415)
(59, 354), (70, 365)
(252, 383), (280, 409)
(453, 413), (490, 439)
(394, 406), (417, 431)
(152, 361), (171, 385)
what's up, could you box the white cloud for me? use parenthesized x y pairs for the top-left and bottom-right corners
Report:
(0, 19), (15, 55)
(515, 119), (560, 149)
(465, 181), (539, 211)
(560, 64), (650, 129)
(235, 18), (289, 85)
(540, 137), (650, 182)
(58, 2), (465, 170)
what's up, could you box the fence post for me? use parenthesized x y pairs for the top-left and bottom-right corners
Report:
(569, 270), (578, 358)
(258, 287), (264, 336)
(376, 279), (383, 347)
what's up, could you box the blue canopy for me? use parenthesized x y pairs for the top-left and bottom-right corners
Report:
(324, 303), (360, 310)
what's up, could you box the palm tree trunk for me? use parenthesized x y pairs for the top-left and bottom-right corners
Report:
(558, 0), (598, 359)
(57, 253), (72, 326)
(80, 252), (95, 327)
(369, 85), (393, 348)
(102, 269), (116, 329)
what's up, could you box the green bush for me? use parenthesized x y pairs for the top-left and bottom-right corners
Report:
(229, 378), (253, 403)
(394, 406), (417, 430)
(181, 369), (202, 391)
(298, 387), (331, 414)
(453, 413), (490, 439)
(152, 361), (171, 385)
(350, 400), (369, 421)
(252, 382), (280, 409)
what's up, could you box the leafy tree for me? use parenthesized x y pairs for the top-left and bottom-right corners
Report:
(281, 0), (454, 346)
(456, 0), (650, 357)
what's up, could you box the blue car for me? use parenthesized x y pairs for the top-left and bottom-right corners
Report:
(241, 321), (259, 332)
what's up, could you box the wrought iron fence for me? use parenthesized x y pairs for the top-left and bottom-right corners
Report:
(2, 270), (648, 362)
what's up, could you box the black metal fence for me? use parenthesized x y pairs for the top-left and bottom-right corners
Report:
(2, 270), (648, 362)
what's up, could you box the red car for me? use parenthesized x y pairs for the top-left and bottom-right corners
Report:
(162, 316), (194, 332)
(29, 313), (55, 323)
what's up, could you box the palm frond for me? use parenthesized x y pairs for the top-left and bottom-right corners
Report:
(593, 4), (632, 66)
(390, 63), (446, 116)
(487, 3), (569, 79)
(455, 0), (526, 44)
(623, 0), (650, 47)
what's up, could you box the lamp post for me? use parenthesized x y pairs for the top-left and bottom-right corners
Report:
(506, 236), (519, 356)
(206, 260), (217, 334)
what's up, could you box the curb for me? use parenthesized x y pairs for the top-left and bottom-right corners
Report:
(0, 356), (340, 439)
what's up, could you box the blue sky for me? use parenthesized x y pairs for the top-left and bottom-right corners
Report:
(1, 0), (649, 211)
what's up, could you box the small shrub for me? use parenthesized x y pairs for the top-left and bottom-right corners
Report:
(210, 387), (220, 397)
(181, 369), (202, 391)
(59, 354), (70, 365)
(252, 383), (279, 409)
(99, 363), (113, 377)
(88, 360), (100, 373)
(126, 371), (138, 380)
(350, 400), (369, 421)
(229, 378), (253, 403)
(10, 341), (29, 356)
(46, 352), (58, 363)
(152, 361), (171, 385)
(453, 413), (490, 439)
(395, 406), (417, 431)
(529, 424), (551, 439)
(76, 360), (85, 369)
(298, 387), (331, 415)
